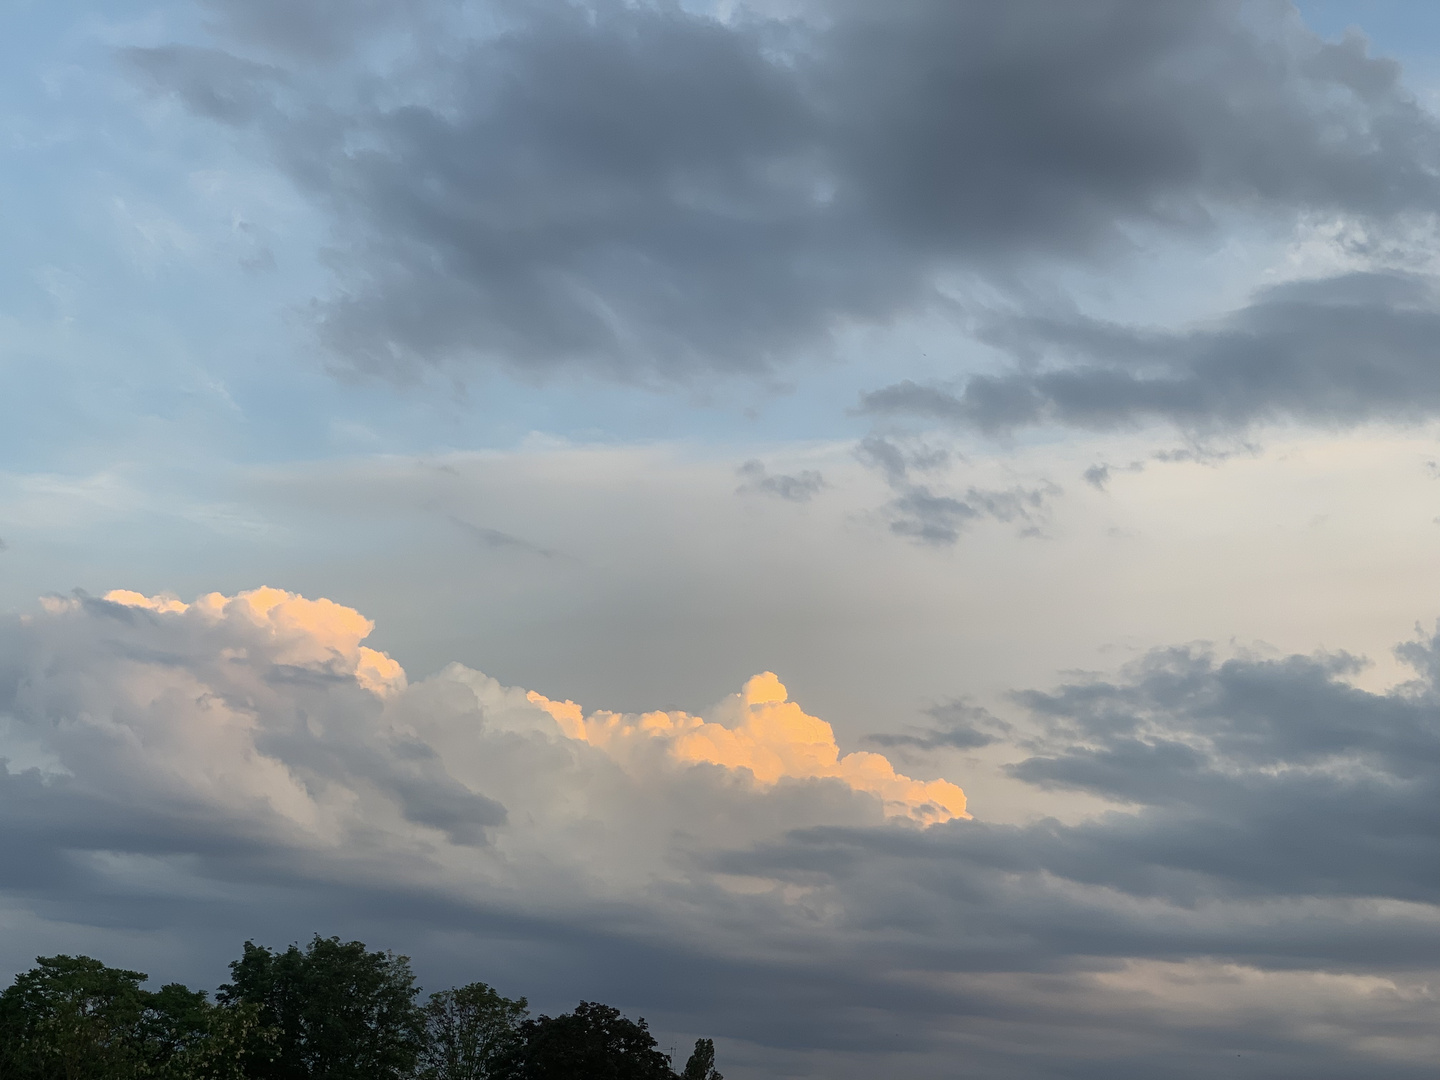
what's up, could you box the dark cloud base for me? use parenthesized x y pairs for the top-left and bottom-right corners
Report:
(0, 596), (1435, 1077)
(864, 271), (1440, 433)
(126, 0), (1440, 431)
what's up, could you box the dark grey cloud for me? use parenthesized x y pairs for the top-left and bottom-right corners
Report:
(885, 481), (1059, 545)
(1002, 640), (1440, 904)
(863, 271), (1440, 432)
(1085, 441), (1257, 490)
(700, 629), (1440, 1073)
(128, 1), (1440, 391)
(867, 700), (1010, 751)
(854, 434), (952, 486)
(735, 460), (825, 502)
(855, 434), (1055, 544)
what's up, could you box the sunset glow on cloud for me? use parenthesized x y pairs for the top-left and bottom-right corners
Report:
(103, 586), (408, 696)
(528, 672), (968, 824)
(101, 587), (966, 826)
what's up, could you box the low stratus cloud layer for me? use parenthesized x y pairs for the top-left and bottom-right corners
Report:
(1, 584), (1435, 1078)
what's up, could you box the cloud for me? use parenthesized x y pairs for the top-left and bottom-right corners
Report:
(122, 45), (284, 125)
(854, 434), (952, 486)
(1001, 641), (1440, 905)
(1, 586), (1439, 1075)
(124, 1), (1440, 386)
(0, 588), (963, 876)
(446, 515), (559, 559)
(854, 433), (1057, 544)
(862, 272), (1440, 433)
(735, 460), (825, 502)
(884, 481), (1059, 545)
(866, 700), (1010, 751)
(195, 0), (420, 60)
(527, 671), (967, 824)
(102, 585), (407, 695)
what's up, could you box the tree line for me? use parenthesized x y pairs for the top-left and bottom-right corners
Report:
(0, 935), (724, 1080)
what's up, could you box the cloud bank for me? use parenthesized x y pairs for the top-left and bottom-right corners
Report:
(861, 271), (1440, 434)
(124, 0), (1440, 434)
(1, 586), (963, 888)
(0, 585), (1435, 1076)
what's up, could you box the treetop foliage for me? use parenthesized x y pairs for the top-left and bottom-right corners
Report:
(0, 938), (722, 1080)
(0, 953), (261, 1080)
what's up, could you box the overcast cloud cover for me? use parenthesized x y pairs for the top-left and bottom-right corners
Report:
(4, 0), (1440, 1077)
(2, 585), (1435, 1078)
(127, 0), (1440, 402)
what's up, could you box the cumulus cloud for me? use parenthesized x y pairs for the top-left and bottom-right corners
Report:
(0, 588), (963, 882)
(527, 671), (967, 824)
(101, 585), (407, 696)
(1, 585), (1437, 1077)
(123, 0), (1440, 404)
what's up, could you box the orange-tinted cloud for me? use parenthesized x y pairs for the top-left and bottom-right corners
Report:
(529, 672), (968, 824)
(103, 588), (965, 824)
(103, 586), (407, 697)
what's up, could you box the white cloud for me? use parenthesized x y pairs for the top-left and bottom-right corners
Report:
(7, 587), (965, 889)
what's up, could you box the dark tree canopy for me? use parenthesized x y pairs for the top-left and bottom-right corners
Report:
(681, 1038), (723, 1080)
(0, 954), (257, 1080)
(0, 955), (149, 1080)
(140, 981), (262, 1080)
(418, 981), (528, 1080)
(0, 939), (721, 1080)
(218, 935), (424, 1080)
(499, 1001), (675, 1080)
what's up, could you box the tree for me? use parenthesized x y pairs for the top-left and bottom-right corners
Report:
(496, 1001), (674, 1080)
(0, 954), (149, 1080)
(417, 982), (528, 1080)
(680, 1039), (722, 1080)
(218, 936), (423, 1080)
(0, 956), (261, 1080)
(140, 982), (265, 1080)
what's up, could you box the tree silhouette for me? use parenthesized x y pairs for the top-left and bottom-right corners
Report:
(0, 955), (149, 1080)
(681, 1038), (723, 1080)
(219, 935), (423, 1080)
(0, 955), (259, 1080)
(496, 1001), (674, 1080)
(0, 940), (723, 1080)
(418, 981), (528, 1080)
(140, 981), (262, 1080)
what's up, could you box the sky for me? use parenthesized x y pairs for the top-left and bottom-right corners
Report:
(1, 1), (1439, 1076)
